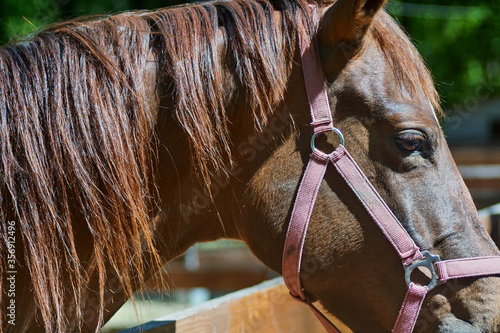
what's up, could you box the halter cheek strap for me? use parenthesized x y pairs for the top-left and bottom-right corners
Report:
(282, 27), (500, 333)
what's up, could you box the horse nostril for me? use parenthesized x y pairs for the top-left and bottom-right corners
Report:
(437, 317), (481, 333)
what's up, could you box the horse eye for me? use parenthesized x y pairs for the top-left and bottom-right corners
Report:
(395, 131), (425, 152)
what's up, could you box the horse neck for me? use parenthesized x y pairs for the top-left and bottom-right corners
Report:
(152, 7), (306, 254)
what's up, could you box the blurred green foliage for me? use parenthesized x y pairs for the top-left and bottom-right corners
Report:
(0, 0), (185, 44)
(388, 1), (500, 113)
(1, 0), (499, 110)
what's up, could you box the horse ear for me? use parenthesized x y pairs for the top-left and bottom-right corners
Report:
(319, 0), (387, 46)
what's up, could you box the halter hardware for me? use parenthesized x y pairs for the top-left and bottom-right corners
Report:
(404, 250), (441, 291)
(310, 127), (344, 152)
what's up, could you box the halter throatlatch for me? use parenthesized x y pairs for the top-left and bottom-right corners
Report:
(282, 20), (500, 333)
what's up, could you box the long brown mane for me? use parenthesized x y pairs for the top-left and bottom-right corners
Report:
(0, 0), (439, 331)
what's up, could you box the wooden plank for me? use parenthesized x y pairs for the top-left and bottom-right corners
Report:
(143, 248), (276, 291)
(122, 278), (350, 333)
(459, 165), (500, 179)
(451, 147), (500, 166)
(479, 204), (500, 247)
(448, 148), (500, 190)
(146, 268), (272, 290)
(464, 178), (500, 190)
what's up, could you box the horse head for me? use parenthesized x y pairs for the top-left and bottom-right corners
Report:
(227, 1), (500, 332)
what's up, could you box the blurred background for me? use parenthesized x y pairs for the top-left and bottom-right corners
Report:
(2, 0), (500, 331)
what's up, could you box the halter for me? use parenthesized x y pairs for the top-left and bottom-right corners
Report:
(281, 26), (500, 333)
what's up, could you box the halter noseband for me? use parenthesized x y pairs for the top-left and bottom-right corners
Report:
(281, 23), (500, 333)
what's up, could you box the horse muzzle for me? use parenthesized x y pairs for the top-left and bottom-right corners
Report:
(436, 317), (481, 333)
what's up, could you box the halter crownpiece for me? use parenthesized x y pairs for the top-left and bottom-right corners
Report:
(281, 13), (500, 333)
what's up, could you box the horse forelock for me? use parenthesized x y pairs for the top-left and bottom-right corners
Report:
(0, 0), (440, 331)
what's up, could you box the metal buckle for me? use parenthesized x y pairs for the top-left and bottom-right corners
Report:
(310, 127), (344, 152)
(404, 250), (441, 291)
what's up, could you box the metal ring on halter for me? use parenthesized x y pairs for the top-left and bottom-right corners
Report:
(311, 127), (344, 152)
(404, 250), (441, 291)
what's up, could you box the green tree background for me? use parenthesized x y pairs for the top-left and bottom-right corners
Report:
(0, 0), (499, 112)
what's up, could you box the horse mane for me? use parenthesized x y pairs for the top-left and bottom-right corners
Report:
(0, 0), (439, 332)
(0, 10), (160, 332)
(0, 1), (311, 331)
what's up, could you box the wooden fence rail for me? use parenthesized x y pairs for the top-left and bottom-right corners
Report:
(143, 247), (275, 292)
(120, 277), (343, 333)
(451, 147), (500, 191)
(479, 203), (500, 247)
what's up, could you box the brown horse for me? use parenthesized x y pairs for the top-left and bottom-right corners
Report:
(1, 0), (499, 331)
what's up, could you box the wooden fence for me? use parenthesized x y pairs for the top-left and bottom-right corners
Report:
(143, 246), (276, 292)
(479, 203), (500, 246)
(120, 277), (349, 333)
(451, 146), (500, 191)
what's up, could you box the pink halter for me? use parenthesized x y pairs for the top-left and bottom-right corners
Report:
(281, 25), (500, 333)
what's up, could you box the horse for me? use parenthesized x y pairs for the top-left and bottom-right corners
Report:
(1, 0), (500, 331)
